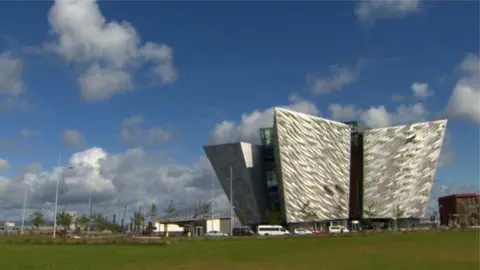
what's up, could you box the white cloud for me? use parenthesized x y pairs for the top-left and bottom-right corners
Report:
(307, 65), (357, 95)
(411, 82), (432, 99)
(360, 106), (392, 128)
(78, 65), (133, 101)
(438, 133), (454, 168)
(0, 52), (24, 96)
(120, 116), (172, 146)
(446, 53), (480, 124)
(328, 102), (429, 128)
(328, 104), (361, 121)
(355, 0), (421, 25)
(0, 147), (228, 219)
(0, 159), (10, 173)
(363, 103), (428, 128)
(209, 95), (320, 144)
(46, 0), (176, 102)
(62, 129), (85, 148)
(0, 52), (26, 112)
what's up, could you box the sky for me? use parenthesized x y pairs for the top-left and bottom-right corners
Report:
(0, 0), (478, 221)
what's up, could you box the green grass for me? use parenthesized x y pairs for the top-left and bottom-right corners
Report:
(0, 231), (478, 270)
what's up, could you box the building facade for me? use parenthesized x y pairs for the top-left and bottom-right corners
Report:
(363, 120), (447, 219)
(204, 108), (447, 227)
(438, 193), (480, 227)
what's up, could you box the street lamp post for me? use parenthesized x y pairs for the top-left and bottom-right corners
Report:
(211, 175), (215, 220)
(53, 153), (61, 239)
(87, 175), (92, 237)
(20, 183), (28, 235)
(229, 166), (233, 237)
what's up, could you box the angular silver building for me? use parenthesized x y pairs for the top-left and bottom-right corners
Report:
(363, 120), (447, 219)
(203, 107), (447, 227)
(274, 108), (351, 223)
(203, 142), (268, 224)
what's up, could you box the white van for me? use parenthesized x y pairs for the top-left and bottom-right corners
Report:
(329, 225), (349, 234)
(257, 225), (290, 236)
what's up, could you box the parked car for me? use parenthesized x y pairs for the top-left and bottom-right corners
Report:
(257, 225), (290, 236)
(294, 228), (313, 235)
(328, 225), (349, 234)
(205, 230), (228, 237)
(232, 227), (255, 236)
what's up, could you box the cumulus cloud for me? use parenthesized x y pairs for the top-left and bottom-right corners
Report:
(78, 65), (134, 101)
(120, 116), (172, 146)
(446, 53), (480, 124)
(209, 95), (320, 144)
(307, 65), (358, 95)
(62, 129), (86, 148)
(0, 52), (24, 96)
(438, 133), (454, 168)
(328, 104), (362, 121)
(411, 82), (433, 99)
(328, 102), (429, 128)
(355, 0), (421, 25)
(0, 129), (38, 154)
(0, 51), (26, 111)
(46, 0), (177, 102)
(0, 147), (228, 219)
(0, 159), (10, 173)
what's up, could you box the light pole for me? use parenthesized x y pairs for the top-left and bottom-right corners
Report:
(20, 182), (28, 235)
(53, 153), (61, 239)
(393, 199), (398, 231)
(211, 176), (215, 220)
(229, 166), (233, 237)
(87, 175), (92, 237)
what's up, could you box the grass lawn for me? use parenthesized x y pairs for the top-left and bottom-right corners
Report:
(0, 231), (478, 270)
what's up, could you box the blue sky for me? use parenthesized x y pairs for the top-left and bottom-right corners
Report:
(0, 0), (478, 218)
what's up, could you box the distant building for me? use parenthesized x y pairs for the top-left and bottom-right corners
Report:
(438, 193), (480, 227)
(154, 216), (232, 236)
(204, 107), (447, 229)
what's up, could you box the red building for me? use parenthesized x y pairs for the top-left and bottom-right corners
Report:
(438, 193), (480, 226)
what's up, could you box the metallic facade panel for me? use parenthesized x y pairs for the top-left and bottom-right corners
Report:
(203, 142), (268, 224)
(274, 108), (351, 223)
(363, 120), (447, 219)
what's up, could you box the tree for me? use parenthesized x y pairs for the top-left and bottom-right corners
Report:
(193, 200), (211, 218)
(164, 200), (177, 218)
(77, 215), (89, 231)
(57, 211), (73, 230)
(148, 203), (157, 222)
(266, 205), (282, 225)
(133, 207), (145, 233)
(30, 211), (45, 230)
(162, 201), (177, 236)
(130, 216), (134, 232)
(146, 203), (157, 234)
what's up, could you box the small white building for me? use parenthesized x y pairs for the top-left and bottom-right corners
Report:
(154, 217), (232, 237)
(153, 222), (184, 236)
